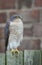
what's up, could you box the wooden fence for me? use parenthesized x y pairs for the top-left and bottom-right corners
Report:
(6, 50), (41, 65)
(0, 50), (42, 65)
(0, 53), (5, 65)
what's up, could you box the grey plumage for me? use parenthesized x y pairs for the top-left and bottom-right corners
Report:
(4, 21), (10, 51)
(4, 15), (23, 51)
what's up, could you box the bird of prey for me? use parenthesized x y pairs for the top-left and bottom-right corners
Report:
(4, 15), (23, 55)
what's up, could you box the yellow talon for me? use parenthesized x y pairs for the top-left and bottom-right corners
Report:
(10, 48), (19, 55)
(15, 49), (19, 54)
(11, 49), (15, 55)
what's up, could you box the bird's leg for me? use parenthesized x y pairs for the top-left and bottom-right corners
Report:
(10, 48), (15, 55)
(15, 48), (19, 54)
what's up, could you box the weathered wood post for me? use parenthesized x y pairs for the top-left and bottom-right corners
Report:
(6, 51), (24, 65)
(41, 50), (42, 65)
(6, 50), (41, 65)
(0, 53), (5, 65)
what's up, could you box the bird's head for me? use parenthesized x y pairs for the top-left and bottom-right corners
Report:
(9, 15), (23, 32)
(10, 15), (23, 22)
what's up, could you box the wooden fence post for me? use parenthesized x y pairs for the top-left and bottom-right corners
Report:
(24, 50), (34, 65)
(0, 53), (5, 65)
(41, 50), (42, 65)
(24, 50), (41, 65)
(6, 51), (24, 65)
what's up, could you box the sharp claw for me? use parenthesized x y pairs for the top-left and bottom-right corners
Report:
(15, 49), (19, 54)
(11, 49), (15, 55)
(10, 48), (19, 55)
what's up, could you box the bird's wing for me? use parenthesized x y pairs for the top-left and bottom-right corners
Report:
(4, 21), (10, 50)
